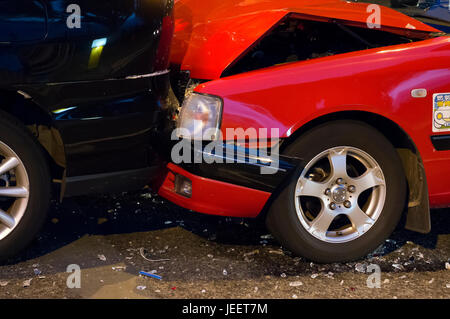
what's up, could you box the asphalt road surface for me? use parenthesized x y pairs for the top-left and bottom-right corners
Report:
(0, 189), (449, 299)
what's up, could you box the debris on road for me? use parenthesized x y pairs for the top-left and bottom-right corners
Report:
(140, 193), (152, 199)
(445, 262), (450, 270)
(289, 281), (303, 287)
(0, 281), (9, 287)
(355, 263), (367, 273)
(23, 279), (32, 288)
(392, 264), (405, 271)
(269, 249), (284, 255)
(243, 250), (259, 257)
(112, 266), (127, 272)
(136, 286), (147, 291)
(139, 271), (162, 280)
(223, 269), (228, 276)
(139, 247), (170, 262)
(98, 254), (107, 261)
(325, 272), (335, 279)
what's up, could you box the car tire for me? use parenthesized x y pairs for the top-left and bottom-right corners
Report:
(0, 111), (51, 260)
(266, 120), (407, 263)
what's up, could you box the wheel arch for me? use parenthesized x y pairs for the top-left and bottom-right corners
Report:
(0, 89), (66, 180)
(276, 110), (431, 234)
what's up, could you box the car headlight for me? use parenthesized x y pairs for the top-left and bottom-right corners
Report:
(177, 93), (222, 140)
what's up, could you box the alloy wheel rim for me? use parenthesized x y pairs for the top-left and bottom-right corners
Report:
(294, 146), (386, 244)
(0, 141), (30, 241)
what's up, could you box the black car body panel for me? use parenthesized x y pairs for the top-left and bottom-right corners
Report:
(0, 0), (173, 84)
(391, 0), (450, 33)
(0, 0), (175, 197)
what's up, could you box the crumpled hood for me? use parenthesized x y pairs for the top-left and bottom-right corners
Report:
(171, 0), (440, 80)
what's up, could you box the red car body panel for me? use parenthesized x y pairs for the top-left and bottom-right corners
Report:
(194, 36), (450, 208)
(171, 0), (440, 80)
(159, 163), (271, 217)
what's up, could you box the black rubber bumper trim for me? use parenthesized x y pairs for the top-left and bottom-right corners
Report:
(178, 144), (302, 193)
(431, 135), (450, 151)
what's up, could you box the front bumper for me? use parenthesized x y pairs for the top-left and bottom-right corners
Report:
(158, 143), (301, 217)
(159, 163), (271, 217)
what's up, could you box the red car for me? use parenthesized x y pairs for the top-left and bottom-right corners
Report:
(160, 0), (450, 262)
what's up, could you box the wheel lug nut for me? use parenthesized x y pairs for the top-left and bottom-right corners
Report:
(336, 178), (344, 185)
(348, 185), (356, 193)
(325, 189), (331, 196)
(344, 201), (352, 209)
(329, 203), (337, 210)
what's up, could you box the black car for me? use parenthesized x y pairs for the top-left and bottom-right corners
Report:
(0, 0), (176, 259)
(353, 0), (450, 32)
(391, 0), (450, 33)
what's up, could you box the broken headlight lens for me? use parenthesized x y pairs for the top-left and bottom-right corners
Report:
(176, 93), (222, 140)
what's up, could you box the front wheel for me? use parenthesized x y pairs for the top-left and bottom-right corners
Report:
(0, 112), (51, 260)
(266, 120), (407, 263)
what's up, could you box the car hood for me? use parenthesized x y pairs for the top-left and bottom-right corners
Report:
(171, 0), (441, 80)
